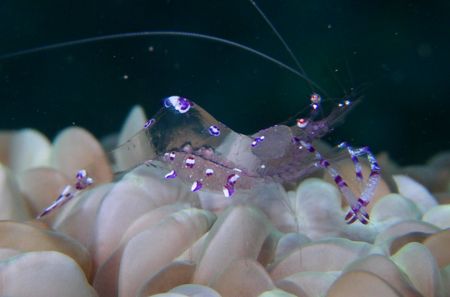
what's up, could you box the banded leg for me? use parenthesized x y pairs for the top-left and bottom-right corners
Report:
(299, 141), (372, 224)
(37, 169), (94, 219)
(338, 142), (363, 189)
(338, 142), (381, 206)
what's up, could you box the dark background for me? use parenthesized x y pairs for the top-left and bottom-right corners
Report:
(0, 0), (448, 165)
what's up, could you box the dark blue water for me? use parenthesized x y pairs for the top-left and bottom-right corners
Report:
(0, 0), (448, 165)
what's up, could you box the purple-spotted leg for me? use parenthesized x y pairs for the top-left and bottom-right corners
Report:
(36, 169), (94, 219)
(338, 142), (381, 209)
(299, 140), (376, 224)
(338, 142), (364, 190)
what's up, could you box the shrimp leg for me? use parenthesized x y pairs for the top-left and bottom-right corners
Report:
(299, 140), (379, 224)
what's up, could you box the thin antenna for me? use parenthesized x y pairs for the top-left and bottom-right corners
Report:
(328, 61), (348, 97)
(0, 31), (326, 93)
(345, 58), (355, 92)
(248, 0), (315, 92)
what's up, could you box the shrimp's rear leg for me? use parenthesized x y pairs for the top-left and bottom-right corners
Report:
(338, 142), (364, 190)
(299, 141), (379, 225)
(338, 142), (381, 207)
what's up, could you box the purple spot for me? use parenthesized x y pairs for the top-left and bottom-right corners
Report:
(169, 152), (176, 161)
(191, 180), (203, 192)
(227, 174), (240, 185)
(144, 118), (155, 128)
(345, 211), (353, 221)
(164, 170), (177, 179)
(178, 97), (191, 111)
(369, 171), (379, 177)
(163, 96), (192, 113)
(358, 198), (368, 206)
(223, 183), (235, 197)
(352, 204), (362, 213)
(320, 159), (330, 168)
(205, 168), (214, 176)
(185, 156), (195, 168)
(208, 125), (220, 136)
(334, 175), (348, 187)
(346, 216), (357, 224)
(76, 170), (86, 179)
(163, 97), (173, 108)
(164, 151), (176, 161)
(251, 136), (265, 147)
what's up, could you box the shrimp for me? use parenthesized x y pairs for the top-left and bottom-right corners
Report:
(1, 1), (380, 224)
(36, 93), (380, 224)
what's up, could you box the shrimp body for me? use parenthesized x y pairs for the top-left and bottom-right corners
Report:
(105, 95), (379, 225)
(37, 94), (380, 225)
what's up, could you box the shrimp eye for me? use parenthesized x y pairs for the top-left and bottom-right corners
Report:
(296, 118), (308, 128)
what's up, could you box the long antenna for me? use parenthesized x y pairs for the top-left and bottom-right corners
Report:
(248, 0), (315, 92)
(0, 31), (326, 93)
